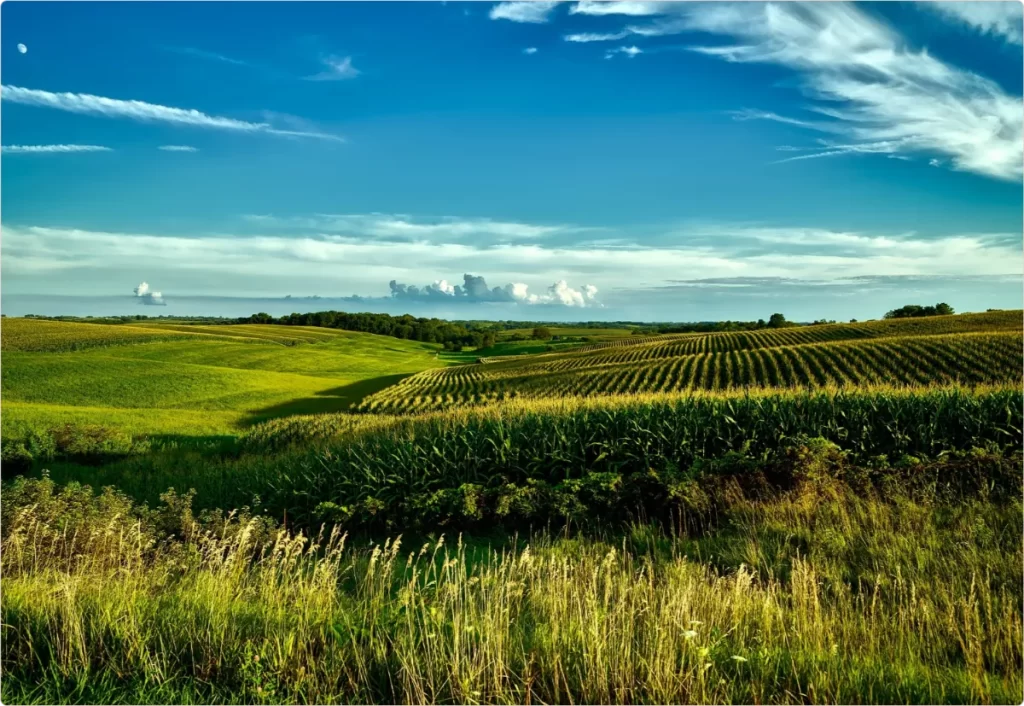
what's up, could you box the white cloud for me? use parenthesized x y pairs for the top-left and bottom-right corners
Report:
(490, 1), (560, 23)
(1, 85), (345, 142)
(168, 46), (251, 67)
(157, 145), (199, 152)
(564, 31), (631, 42)
(605, 45), (643, 59)
(17, 43), (27, 54)
(3, 222), (1018, 302)
(927, 1), (1023, 45)
(242, 213), (583, 241)
(557, 2), (1022, 180)
(133, 281), (165, 306)
(570, 1), (668, 17)
(2, 144), (112, 154)
(390, 274), (601, 307)
(304, 55), (360, 81)
(523, 46), (539, 54)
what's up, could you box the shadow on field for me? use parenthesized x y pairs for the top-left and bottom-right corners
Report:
(244, 373), (413, 424)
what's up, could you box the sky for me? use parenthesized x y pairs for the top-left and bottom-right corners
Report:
(2, 0), (1022, 322)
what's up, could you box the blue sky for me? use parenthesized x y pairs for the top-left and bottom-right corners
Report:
(2, 1), (1021, 321)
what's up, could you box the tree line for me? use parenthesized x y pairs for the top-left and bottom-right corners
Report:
(634, 312), (798, 335)
(883, 303), (954, 319)
(244, 311), (496, 351)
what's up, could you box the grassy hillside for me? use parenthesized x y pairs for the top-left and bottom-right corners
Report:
(2, 320), (445, 439)
(1, 317), (235, 352)
(360, 311), (1023, 412)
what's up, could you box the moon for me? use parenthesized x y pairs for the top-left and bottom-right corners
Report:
(17, 43), (27, 54)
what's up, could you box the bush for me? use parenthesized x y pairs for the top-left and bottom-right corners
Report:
(1, 424), (151, 472)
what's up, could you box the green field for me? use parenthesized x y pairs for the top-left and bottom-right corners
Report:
(2, 320), (445, 438)
(2, 311), (1023, 704)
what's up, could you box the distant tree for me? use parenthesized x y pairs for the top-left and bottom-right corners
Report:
(532, 326), (553, 341)
(767, 313), (788, 329)
(482, 333), (496, 349)
(849, 318), (858, 323)
(884, 303), (954, 320)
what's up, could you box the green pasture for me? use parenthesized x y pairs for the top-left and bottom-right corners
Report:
(2, 320), (445, 438)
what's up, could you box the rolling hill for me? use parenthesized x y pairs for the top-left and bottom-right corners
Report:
(359, 311), (1024, 413)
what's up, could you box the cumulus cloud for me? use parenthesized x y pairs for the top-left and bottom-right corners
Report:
(134, 281), (166, 306)
(1, 85), (344, 142)
(926, 1), (1023, 45)
(17, 43), (27, 54)
(559, 2), (1022, 180)
(389, 273), (600, 307)
(2, 144), (112, 154)
(490, 1), (560, 23)
(157, 145), (198, 152)
(304, 55), (360, 81)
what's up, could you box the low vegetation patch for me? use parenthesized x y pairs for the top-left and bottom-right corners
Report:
(2, 474), (1020, 704)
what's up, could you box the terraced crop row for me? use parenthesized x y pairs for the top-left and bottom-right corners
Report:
(359, 330), (1023, 413)
(479, 310), (1023, 374)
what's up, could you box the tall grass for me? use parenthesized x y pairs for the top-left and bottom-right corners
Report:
(2, 475), (1020, 704)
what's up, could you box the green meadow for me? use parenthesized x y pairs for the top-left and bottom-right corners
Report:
(2, 320), (445, 437)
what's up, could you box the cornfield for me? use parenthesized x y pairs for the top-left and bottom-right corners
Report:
(360, 321), (1023, 413)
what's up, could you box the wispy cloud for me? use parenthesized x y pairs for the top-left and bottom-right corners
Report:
(560, 2), (1022, 180)
(604, 45), (642, 59)
(569, 2), (669, 17)
(157, 145), (199, 152)
(1, 85), (344, 142)
(490, 1), (560, 23)
(4, 222), (1019, 304)
(926, 1), (1023, 45)
(2, 144), (112, 154)
(304, 55), (360, 81)
(165, 46), (251, 67)
(523, 46), (539, 55)
(564, 31), (630, 42)
(242, 213), (582, 242)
